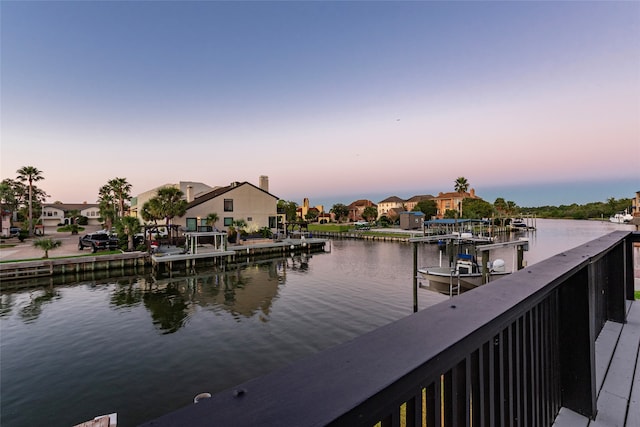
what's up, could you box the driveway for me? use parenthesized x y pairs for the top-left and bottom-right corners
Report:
(0, 225), (105, 261)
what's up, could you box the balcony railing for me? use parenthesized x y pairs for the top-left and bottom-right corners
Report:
(140, 230), (638, 427)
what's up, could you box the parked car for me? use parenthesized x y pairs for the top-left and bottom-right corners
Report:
(354, 221), (371, 230)
(9, 226), (20, 237)
(78, 232), (119, 253)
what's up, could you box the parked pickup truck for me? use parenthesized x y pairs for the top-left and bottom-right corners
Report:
(78, 232), (119, 253)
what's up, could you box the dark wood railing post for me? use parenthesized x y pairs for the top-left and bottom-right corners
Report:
(624, 236), (635, 301)
(607, 242), (626, 323)
(558, 264), (597, 419)
(413, 242), (418, 313)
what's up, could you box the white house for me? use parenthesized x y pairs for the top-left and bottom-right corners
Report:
(40, 203), (102, 227)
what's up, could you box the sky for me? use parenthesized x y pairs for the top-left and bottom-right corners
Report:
(1, 1), (639, 209)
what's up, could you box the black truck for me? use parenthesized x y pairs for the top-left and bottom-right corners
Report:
(78, 232), (119, 252)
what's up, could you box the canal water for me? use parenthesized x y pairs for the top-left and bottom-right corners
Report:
(0, 219), (636, 427)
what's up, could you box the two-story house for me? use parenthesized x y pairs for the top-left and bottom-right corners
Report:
(179, 180), (279, 233)
(377, 196), (405, 220)
(40, 203), (102, 227)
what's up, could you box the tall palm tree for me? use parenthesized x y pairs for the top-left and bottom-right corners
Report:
(16, 166), (44, 236)
(454, 177), (469, 218)
(97, 184), (117, 231)
(108, 177), (132, 217)
(147, 187), (187, 244)
(454, 177), (469, 194)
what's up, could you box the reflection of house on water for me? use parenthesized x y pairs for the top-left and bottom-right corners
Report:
(138, 254), (319, 332)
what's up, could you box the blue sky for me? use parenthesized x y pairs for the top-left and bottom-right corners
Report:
(1, 1), (638, 208)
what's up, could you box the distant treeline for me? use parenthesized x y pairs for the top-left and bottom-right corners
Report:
(520, 197), (633, 220)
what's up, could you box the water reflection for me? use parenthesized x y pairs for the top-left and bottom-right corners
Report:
(111, 254), (314, 333)
(18, 287), (61, 323)
(143, 284), (189, 334)
(110, 283), (144, 308)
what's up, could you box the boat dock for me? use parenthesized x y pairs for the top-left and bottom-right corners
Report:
(150, 237), (328, 273)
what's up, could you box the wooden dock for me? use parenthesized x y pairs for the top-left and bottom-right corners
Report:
(150, 237), (328, 272)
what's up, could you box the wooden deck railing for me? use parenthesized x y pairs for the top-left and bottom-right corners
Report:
(139, 230), (638, 427)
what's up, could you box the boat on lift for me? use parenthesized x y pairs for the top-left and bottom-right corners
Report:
(417, 238), (529, 296)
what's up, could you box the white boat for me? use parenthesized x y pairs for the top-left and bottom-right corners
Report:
(609, 211), (633, 223)
(418, 254), (510, 295)
(418, 238), (529, 296)
(509, 217), (528, 231)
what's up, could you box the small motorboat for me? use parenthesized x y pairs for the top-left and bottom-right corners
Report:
(418, 253), (509, 296)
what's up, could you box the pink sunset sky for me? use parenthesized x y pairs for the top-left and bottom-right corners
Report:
(1, 1), (638, 208)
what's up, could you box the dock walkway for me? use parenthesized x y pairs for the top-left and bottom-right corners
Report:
(150, 237), (328, 268)
(553, 299), (640, 427)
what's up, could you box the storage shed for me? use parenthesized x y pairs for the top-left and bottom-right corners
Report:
(399, 211), (424, 230)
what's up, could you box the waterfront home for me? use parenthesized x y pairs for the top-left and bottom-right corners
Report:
(347, 199), (377, 222)
(296, 198), (327, 222)
(40, 202), (102, 227)
(178, 180), (279, 233)
(376, 196), (405, 220)
(433, 188), (480, 218)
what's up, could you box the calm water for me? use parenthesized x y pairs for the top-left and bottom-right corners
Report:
(0, 219), (636, 427)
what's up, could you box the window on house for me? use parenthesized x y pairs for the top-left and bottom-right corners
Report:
(186, 218), (197, 232)
(247, 217), (252, 222)
(224, 199), (233, 212)
(269, 216), (276, 228)
(224, 217), (233, 226)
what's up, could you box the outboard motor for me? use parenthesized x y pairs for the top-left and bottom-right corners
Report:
(491, 259), (506, 272)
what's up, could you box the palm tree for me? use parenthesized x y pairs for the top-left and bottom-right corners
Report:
(33, 238), (62, 259)
(155, 187), (187, 227)
(97, 184), (117, 231)
(454, 177), (469, 218)
(108, 177), (132, 217)
(205, 213), (219, 231)
(117, 216), (142, 251)
(454, 177), (469, 194)
(17, 166), (44, 236)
